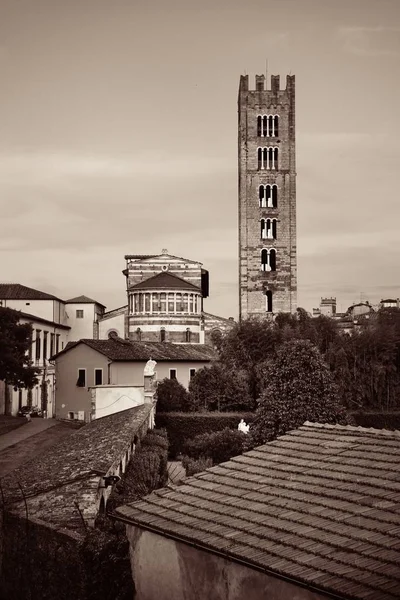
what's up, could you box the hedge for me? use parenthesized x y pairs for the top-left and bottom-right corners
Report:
(351, 412), (400, 430)
(155, 412), (255, 458)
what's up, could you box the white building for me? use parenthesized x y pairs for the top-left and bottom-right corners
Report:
(0, 284), (104, 417)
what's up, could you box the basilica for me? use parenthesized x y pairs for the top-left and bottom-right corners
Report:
(98, 249), (234, 345)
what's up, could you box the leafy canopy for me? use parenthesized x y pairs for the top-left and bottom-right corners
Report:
(0, 307), (39, 388)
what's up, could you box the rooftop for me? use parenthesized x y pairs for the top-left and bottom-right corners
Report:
(116, 423), (400, 600)
(0, 283), (62, 302)
(1, 405), (152, 534)
(65, 294), (106, 307)
(129, 272), (201, 292)
(53, 337), (217, 362)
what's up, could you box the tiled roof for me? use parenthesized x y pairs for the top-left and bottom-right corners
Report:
(17, 311), (70, 330)
(65, 294), (106, 307)
(0, 283), (62, 301)
(1, 405), (152, 533)
(128, 272), (201, 292)
(53, 338), (217, 362)
(115, 423), (400, 600)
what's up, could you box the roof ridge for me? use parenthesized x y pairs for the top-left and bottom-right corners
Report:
(302, 421), (400, 438)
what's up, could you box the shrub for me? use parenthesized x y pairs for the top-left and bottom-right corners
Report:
(184, 427), (245, 465)
(156, 378), (190, 412)
(182, 456), (213, 476)
(156, 412), (255, 458)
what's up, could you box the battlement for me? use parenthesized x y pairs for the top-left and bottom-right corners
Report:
(239, 74), (295, 93)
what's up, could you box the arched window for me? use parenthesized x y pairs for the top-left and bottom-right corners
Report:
(260, 249), (277, 271)
(261, 249), (269, 270)
(185, 328), (191, 343)
(269, 248), (276, 271)
(260, 218), (277, 240)
(259, 184), (278, 208)
(107, 330), (118, 339)
(265, 291), (273, 313)
(160, 328), (166, 342)
(258, 147), (278, 170)
(257, 115), (279, 137)
(274, 115), (279, 137)
(136, 328), (142, 341)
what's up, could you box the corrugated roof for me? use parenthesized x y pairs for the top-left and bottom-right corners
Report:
(65, 294), (106, 307)
(0, 283), (62, 301)
(53, 338), (217, 362)
(115, 423), (400, 600)
(128, 272), (201, 292)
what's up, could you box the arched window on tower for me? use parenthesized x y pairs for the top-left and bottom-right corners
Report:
(269, 249), (276, 271)
(272, 184), (278, 207)
(258, 147), (278, 170)
(257, 116), (262, 137)
(160, 328), (166, 342)
(261, 219), (277, 240)
(274, 115), (279, 138)
(261, 249), (269, 271)
(265, 291), (273, 313)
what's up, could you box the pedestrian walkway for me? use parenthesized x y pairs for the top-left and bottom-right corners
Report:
(0, 418), (57, 452)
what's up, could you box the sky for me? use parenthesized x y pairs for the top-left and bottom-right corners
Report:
(0, 0), (399, 317)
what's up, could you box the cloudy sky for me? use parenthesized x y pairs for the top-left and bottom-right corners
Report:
(1, 0), (399, 317)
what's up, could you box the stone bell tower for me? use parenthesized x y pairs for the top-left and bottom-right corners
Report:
(238, 73), (297, 319)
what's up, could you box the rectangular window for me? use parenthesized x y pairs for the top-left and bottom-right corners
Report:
(43, 331), (48, 360)
(35, 330), (41, 361)
(94, 369), (103, 386)
(176, 293), (182, 312)
(28, 330), (33, 360)
(168, 293), (174, 313)
(144, 293), (150, 313)
(76, 310), (84, 318)
(160, 293), (166, 313)
(169, 369), (177, 380)
(189, 368), (196, 380)
(50, 333), (55, 357)
(77, 369), (86, 387)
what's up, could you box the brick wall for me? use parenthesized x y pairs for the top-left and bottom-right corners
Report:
(238, 74), (297, 319)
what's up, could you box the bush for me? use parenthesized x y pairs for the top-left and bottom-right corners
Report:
(351, 412), (400, 430)
(184, 428), (246, 465)
(182, 456), (213, 476)
(108, 429), (169, 510)
(248, 339), (349, 448)
(155, 412), (255, 458)
(156, 378), (190, 412)
(189, 364), (255, 411)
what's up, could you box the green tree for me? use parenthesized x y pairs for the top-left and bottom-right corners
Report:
(248, 339), (349, 447)
(189, 364), (255, 412)
(156, 377), (190, 412)
(0, 307), (39, 388)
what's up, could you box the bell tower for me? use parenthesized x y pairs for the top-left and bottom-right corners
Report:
(238, 73), (297, 319)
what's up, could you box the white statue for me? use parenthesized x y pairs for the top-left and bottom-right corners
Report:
(144, 358), (157, 377)
(238, 419), (250, 434)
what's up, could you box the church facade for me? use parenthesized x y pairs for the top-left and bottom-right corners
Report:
(238, 73), (297, 319)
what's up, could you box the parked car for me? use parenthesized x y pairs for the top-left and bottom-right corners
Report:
(17, 406), (43, 418)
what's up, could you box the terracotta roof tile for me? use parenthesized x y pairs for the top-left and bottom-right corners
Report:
(0, 283), (62, 301)
(65, 294), (106, 307)
(115, 423), (400, 599)
(53, 337), (216, 362)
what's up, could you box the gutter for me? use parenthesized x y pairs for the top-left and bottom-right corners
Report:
(111, 512), (350, 600)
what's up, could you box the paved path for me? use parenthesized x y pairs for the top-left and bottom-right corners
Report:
(0, 418), (57, 452)
(0, 419), (75, 479)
